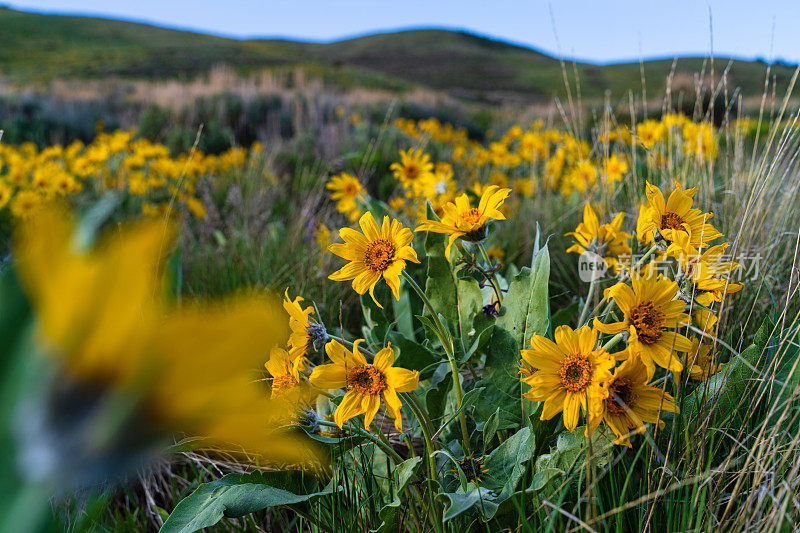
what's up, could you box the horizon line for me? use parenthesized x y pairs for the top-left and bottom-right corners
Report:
(3, 3), (797, 68)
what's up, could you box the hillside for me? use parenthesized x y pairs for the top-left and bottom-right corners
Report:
(0, 7), (795, 103)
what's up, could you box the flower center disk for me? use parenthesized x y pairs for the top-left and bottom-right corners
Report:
(606, 377), (637, 415)
(346, 365), (387, 395)
(630, 300), (665, 344)
(558, 354), (593, 393)
(460, 207), (482, 226)
(271, 374), (298, 397)
(364, 239), (396, 272)
(660, 211), (686, 232)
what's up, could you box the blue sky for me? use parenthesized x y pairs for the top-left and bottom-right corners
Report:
(8, 0), (800, 64)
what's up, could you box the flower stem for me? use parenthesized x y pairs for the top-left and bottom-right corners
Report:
(577, 277), (598, 326)
(401, 391), (444, 529)
(601, 332), (626, 352)
(635, 244), (661, 270)
(317, 419), (404, 464)
(477, 242), (504, 304)
(401, 270), (471, 454)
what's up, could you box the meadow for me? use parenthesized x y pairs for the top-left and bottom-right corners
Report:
(0, 17), (799, 531)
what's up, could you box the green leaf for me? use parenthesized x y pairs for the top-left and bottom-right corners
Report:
(474, 240), (550, 429)
(441, 488), (495, 522)
(388, 331), (439, 378)
(482, 427), (534, 498)
(425, 364), (456, 429)
(74, 191), (123, 251)
(374, 457), (423, 533)
(481, 408), (501, 453)
(683, 316), (772, 419)
(433, 387), (485, 442)
(360, 283), (393, 345)
(551, 301), (579, 330)
(159, 471), (334, 533)
(530, 426), (614, 493)
(440, 427), (536, 521)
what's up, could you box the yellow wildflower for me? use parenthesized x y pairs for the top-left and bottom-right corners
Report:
(309, 340), (419, 431)
(588, 354), (678, 446)
(521, 325), (614, 433)
(594, 274), (692, 377)
(415, 185), (511, 260)
(329, 212), (419, 307)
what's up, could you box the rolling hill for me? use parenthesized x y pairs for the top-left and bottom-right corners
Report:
(0, 6), (795, 103)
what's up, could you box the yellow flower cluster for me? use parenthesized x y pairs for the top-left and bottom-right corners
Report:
(602, 113), (719, 162)
(0, 130), (265, 220)
(523, 181), (741, 446)
(392, 117), (631, 201)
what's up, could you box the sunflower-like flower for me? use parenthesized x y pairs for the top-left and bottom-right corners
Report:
(390, 148), (435, 196)
(594, 274), (692, 377)
(566, 203), (632, 271)
(265, 346), (307, 398)
(666, 232), (742, 305)
(415, 185), (511, 260)
(15, 206), (317, 468)
(452, 454), (489, 484)
(309, 340), (419, 431)
(588, 355), (678, 446)
(636, 181), (722, 248)
(329, 212), (419, 307)
(326, 172), (364, 222)
(284, 289), (327, 359)
(520, 325), (614, 432)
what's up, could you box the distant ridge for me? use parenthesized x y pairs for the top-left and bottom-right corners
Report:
(0, 7), (795, 103)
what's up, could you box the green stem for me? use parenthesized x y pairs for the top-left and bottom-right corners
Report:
(401, 270), (472, 454)
(478, 242), (504, 304)
(401, 392), (444, 529)
(318, 420), (404, 464)
(601, 332), (626, 352)
(401, 271), (453, 356)
(577, 277), (598, 326)
(635, 244), (661, 270)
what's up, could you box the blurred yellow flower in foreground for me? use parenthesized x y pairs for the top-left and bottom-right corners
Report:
(15, 206), (318, 463)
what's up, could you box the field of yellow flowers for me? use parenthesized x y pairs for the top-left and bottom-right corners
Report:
(0, 104), (797, 533)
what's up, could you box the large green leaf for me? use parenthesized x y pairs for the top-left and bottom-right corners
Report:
(441, 488), (496, 522)
(374, 457), (423, 533)
(530, 426), (614, 494)
(474, 240), (550, 428)
(440, 427), (535, 521)
(388, 331), (439, 378)
(159, 471), (335, 533)
(482, 426), (535, 499)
